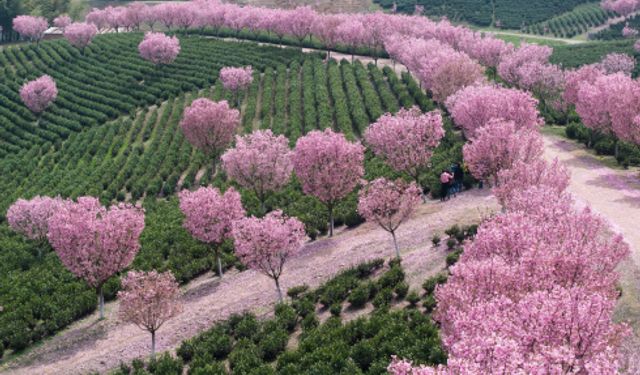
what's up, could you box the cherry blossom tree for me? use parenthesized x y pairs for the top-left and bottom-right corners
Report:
(64, 23), (98, 52)
(293, 129), (365, 237)
(179, 187), (245, 277)
(562, 64), (604, 106)
(53, 15), (72, 30)
(390, 184), (629, 373)
(138, 32), (181, 66)
(426, 51), (486, 103)
(221, 130), (293, 214)
(575, 72), (640, 145)
(460, 32), (514, 69)
(180, 98), (240, 168)
(118, 270), (182, 359)
(493, 158), (570, 206)
(364, 107), (444, 196)
(47, 197), (145, 319)
(497, 42), (553, 86)
(462, 118), (543, 186)
(219, 66), (254, 107)
(515, 61), (565, 106)
(232, 210), (306, 301)
(598, 52), (636, 75)
(446, 84), (542, 138)
(285, 6), (317, 44)
(86, 8), (108, 31)
(125, 3), (151, 30)
(337, 18), (366, 62)
(635, 39), (640, 52)
(357, 178), (422, 258)
(311, 14), (345, 59)
(20, 75), (58, 118)
(6, 196), (69, 257)
(12, 15), (48, 45)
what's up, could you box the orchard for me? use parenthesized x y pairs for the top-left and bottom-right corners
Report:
(0, 0), (638, 373)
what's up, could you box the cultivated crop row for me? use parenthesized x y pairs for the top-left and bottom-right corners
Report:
(0, 33), (306, 156)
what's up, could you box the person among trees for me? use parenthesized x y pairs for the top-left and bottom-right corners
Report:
(439, 169), (454, 202)
(453, 163), (465, 195)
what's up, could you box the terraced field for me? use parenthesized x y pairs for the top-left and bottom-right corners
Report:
(0, 54), (432, 214)
(0, 34), (305, 157)
(524, 3), (616, 38)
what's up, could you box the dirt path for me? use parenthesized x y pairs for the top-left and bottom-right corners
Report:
(542, 135), (640, 337)
(1, 190), (498, 375)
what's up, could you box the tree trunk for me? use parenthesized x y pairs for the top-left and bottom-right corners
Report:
(151, 330), (156, 360)
(259, 192), (266, 216)
(214, 247), (223, 277)
(275, 277), (283, 303)
(415, 175), (426, 203)
(391, 231), (400, 259)
(97, 285), (105, 320)
(328, 203), (334, 237)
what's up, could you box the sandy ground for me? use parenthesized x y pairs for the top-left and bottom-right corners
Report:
(1, 190), (498, 375)
(543, 135), (640, 354)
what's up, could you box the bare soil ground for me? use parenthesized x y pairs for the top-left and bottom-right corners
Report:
(1, 190), (498, 375)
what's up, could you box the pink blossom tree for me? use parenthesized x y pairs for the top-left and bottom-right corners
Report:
(497, 42), (553, 86)
(446, 84), (543, 138)
(86, 8), (108, 31)
(118, 270), (182, 359)
(357, 178), (422, 258)
(462, 118), (543, 186)
(285, 6), (318, 44)
(232, 210), (306, 301)
(364, 107), (444, 196)
(635, 39), (640, 52)
(221, 130), (293, 214)
(337, 18), (366, 62)
(12, 15), (48, 45)
(311, 14), (345, 59)
(391, 186), (629, 373)
(179, 187), (245, 277)
(493, 158), (570, 206)
(20, 75), (58, 118)
(138, 32), (181, 66)
(460, 32), (514, 69)
(293, 129), (365, 237)
(598, 52), (636, 75)
(47, 197), (145, 319)
(64, 23), (98, 52)
(6, 196), (69, 257)
(515, 61), (565, 106)
(219, 66), (254, 107)
(53, 15), (72, 30)
(562, 64), (604, 106)
(180, 98), (240, 169)
(427, 51), (486, 103)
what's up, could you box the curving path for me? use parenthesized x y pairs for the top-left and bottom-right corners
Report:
(542, 134), (640, 341)
(0, 191), (498, 375)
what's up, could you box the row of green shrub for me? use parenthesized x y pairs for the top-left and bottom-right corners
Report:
(373, 0), (592, 29)
(525, 3), (615, 38)
(563, 122), (640, 167)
